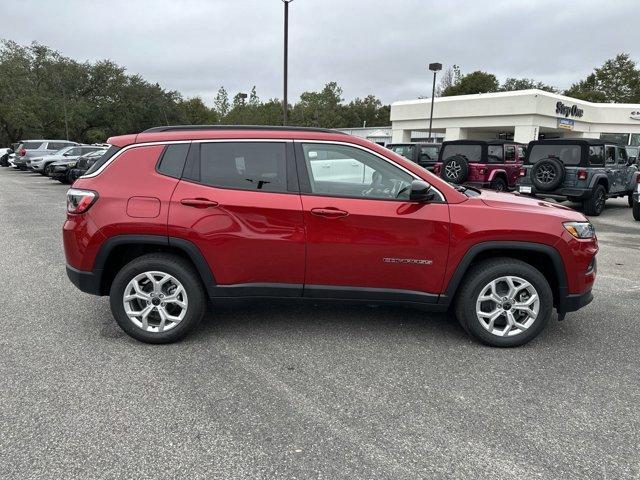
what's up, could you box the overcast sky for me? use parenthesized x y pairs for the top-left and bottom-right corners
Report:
(2, 0), (639, 105)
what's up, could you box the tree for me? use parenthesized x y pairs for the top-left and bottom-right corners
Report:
(436, 65), (461, 96)
(441, 70), (499, 96)
(213, 86), (230, 119)
(564, 53), (640, 103)
(290, 82), (345, 128)
(501, 78), (558, 93)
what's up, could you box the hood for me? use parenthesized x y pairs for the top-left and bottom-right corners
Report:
(479, 190), (587, 221)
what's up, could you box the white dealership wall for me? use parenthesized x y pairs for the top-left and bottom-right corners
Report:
(390, 89), (640, 144)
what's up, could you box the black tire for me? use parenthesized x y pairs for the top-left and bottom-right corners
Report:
(109, 253), (206, 344)
(489, 177), (508, 192)
(628, 193), (634, 208)
(530, 158), (565, 191)
(454, 258), (553, 347)
(582, 184), (606, 216)
(633, 198), (640, 221)
(43, 164), (53, 176)
(441, 155), (469, 184)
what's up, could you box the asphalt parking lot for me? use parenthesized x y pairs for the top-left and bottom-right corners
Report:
(1, 167), (639, 480)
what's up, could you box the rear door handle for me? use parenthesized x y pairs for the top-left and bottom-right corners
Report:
(310, 207), (349, 218)
(180, 198), (219, 208)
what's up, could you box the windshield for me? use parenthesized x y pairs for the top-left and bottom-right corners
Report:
(441, 144), (482, 162)
(388, 144), (415, 160)
(528, 145), (582, 165)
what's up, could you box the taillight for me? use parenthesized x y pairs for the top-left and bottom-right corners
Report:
(478, 167), (487, 175)
(67, 188), (98, 214)
(519, 168), (526, 177)
(19, 148), (26, 156)
(636, 175), (640, 184)
(577, 169), (588, 181)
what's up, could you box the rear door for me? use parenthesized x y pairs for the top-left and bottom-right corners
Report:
(615, 147), (631, 192)
(295, 141), (450, 301)
(168, 140), (305, 297)
(504, 145), (520, 186)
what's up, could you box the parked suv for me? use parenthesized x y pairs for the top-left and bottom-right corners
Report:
(64, 126), (597, 347)
(434, 140), (525, 191)
(49, 146), (107, 182)
(386, 142), (441, 171)
(516, 139), (639, 216)
(30, 145), (102, 175)
(12, 140), (77, 170)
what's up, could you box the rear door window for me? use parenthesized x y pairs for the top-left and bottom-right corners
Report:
(487, 145), (503, 163)
(505, 146), (516, 162)
(588, 146), (604, 165)
(441, 144), (482, 162)
(605, 146), (616, 165)
(616, 147), (628, 165)
(47, 142), (68, 150)
(199, 142), (287, 192)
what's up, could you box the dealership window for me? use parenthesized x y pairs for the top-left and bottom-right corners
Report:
(600, 133), (630, 145)
(302, 143), (413, 200)
(605, 146), (616, 165)
(616, 147), (628, 165)
(199, 142), (287, 192)
(588, 146), (604, 165)
(630, 134), (640, 147)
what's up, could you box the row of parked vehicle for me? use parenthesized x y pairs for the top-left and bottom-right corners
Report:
(387, 138), (640, 220)
(0, 140), (109, 183)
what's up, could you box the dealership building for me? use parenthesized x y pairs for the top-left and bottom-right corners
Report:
(390, 89), (640, 146)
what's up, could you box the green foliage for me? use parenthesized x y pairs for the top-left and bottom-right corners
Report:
(0, 41), (391, 145)
(441, 71), (499, 96)
(501, 78), (558, 93)
(564, 54), (640, 103)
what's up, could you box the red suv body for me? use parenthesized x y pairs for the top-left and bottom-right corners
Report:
(434, 140), (526, 191)
(64, 126), (596, 347)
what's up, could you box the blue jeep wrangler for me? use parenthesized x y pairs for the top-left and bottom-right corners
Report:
(516, 139), (639, 216)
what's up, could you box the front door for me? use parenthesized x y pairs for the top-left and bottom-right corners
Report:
(168, 141), (305, 296)
(295, 141), (450, 302)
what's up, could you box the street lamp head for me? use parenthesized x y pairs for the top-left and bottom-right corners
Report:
(429, 62), (442, 72)
(282, 0), (294, 3)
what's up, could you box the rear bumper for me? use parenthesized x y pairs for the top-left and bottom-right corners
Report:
(518, 185), (592, 200)
(66, 264), (102, 295)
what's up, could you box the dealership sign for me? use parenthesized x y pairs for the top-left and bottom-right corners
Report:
(556, 101), (584, 118)
(631, 111), (640, 120)
(557, 118), (575, 130)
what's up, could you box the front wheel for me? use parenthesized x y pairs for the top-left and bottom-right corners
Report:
(629, 193), (634, 208)
(109, 253), (206, 343)
(454, 258), (553, 347)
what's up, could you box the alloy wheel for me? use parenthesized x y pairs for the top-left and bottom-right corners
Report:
(123, 271), (188, 333)
(535, 164), (556, 184)
(475, 276), (540, 337)
(445, 161), (461, 180)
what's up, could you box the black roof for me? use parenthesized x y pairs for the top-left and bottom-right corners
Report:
(143, 125), (346, 134)
(441, 139), (525, 146)
(387, 142), (440, 146)
(528, 138), (611, 146)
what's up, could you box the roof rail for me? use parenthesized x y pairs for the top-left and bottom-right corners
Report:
(142, 125), (347, 135)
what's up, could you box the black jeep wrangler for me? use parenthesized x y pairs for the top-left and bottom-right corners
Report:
(517, 139), (639, 216)
(386, 142), (441, 171)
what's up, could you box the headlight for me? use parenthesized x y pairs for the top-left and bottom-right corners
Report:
(68, 162), (76, 168)
(563, 221), (595, 239)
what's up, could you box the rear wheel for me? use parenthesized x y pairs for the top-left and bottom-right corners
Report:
(454, 258), (553, 347)
(633, 198), (640, 221)
(489, 177), (508, 192)
(582, 184), (606, 216)
(43, 164), (53, 176)
(628, 193), (634, 208)
(109, 253), (206, 343)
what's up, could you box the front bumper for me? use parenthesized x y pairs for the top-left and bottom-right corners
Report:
(50, 167), (70, 179)
(66, 265), (102, 295)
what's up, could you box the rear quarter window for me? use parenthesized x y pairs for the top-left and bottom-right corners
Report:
(157, 144), (190, 178)
(22, 142), (44, 150)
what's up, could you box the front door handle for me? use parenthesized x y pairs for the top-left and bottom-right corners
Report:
(180, 198), (219, 208)
(310, 207), (349, 218)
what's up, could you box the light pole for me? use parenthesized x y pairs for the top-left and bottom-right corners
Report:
(428, 62), (442, 142)
(282, 0), (293, 125)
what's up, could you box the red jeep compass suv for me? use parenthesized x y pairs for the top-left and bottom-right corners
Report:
(434, 140), (525, 191)
(64, 126), (597, 347)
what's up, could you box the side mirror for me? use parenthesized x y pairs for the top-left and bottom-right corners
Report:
(63, 153), (69, 156)
(409, 179), (436, 203)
